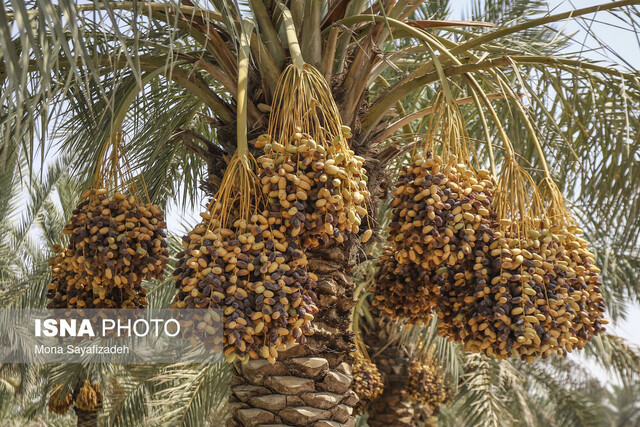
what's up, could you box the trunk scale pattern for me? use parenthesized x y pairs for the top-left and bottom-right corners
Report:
(228, 247), (359, 426)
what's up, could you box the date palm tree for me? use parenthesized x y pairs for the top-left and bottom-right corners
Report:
(2, 146), (639, 427)
(3, 0), (640, 426)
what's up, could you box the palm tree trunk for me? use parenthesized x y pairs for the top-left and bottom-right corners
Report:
(74, 407), (99, 427)
(228, 245), (359, 426)
(366, 359), (415, 426)
(365, 320), (416, 427)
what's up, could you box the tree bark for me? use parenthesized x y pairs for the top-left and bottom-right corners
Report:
(366, 361), (415, 426)
(364, 317), (416, 427)
(227, 245), (359, 426)
(74, 407), (99, 427)
(365, 317), (443, 427)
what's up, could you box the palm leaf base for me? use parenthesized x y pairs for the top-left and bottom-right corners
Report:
(228, 249), (359, 426)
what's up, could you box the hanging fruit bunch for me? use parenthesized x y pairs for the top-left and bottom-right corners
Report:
(372, 94), (497, 323)
(255, 62), (370, 249)
(351, 356), (384, 413)
(373, 246), (436, 322)
(171, 168), (318, 363)
(373, 90), (606, 362)
(48, 384), (73, 415)
(406, 360), (451, 412)
(46, 246), (98, 309)
(428, 88), (608, 360)
(74, 379), (103, 413)
(49, 380), (104, 418)
(172, 22), (318, 364)
(46, 134), (167, 309)
(436, 156), (606, 361)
